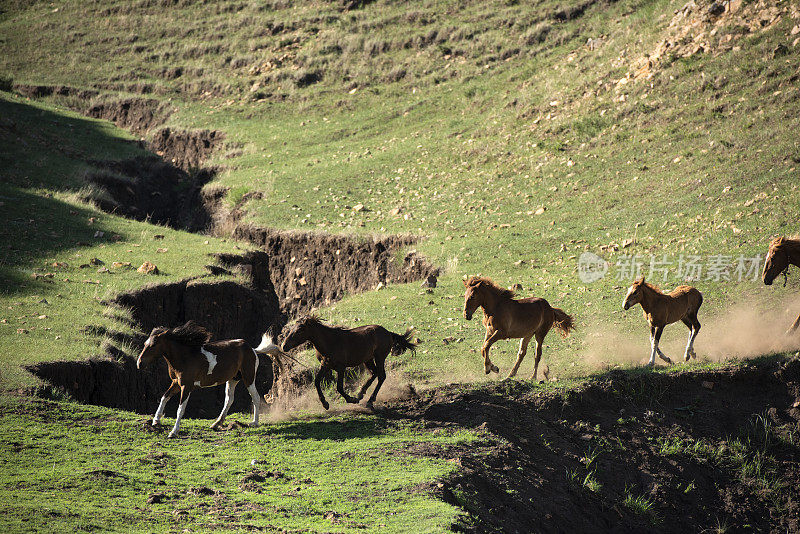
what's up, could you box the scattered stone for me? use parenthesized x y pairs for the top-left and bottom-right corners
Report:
(773, 44), (788, 58)
(389, 207), (403, 216)
(137, 261), (159, 275)
(511, 283), (523, 291)
(375, 282), (385, 290)
(153, 234), (165, 240)
(111, 262), (132, 269)
(702, 380), (714, 390)
(93, 231), (105, 238)
(534, 207), (546, 215)
(147, 493), (168, 504)
(622, 238), (635, 248)
(421, 273), (438, 288)
(97, 267), (110, 274)
(156, 247), (168, 253)
(16, 328), (29, 334)
(707, 2), (725, 16)
(89, 258), (104, 266)
(352, 203), (366, 212)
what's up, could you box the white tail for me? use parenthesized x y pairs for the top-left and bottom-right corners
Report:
(254, 333), (283, 356)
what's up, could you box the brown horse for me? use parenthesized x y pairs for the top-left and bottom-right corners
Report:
(462, 276), (575, 380)
(622, 277), (703, 366)
(280, 316), (416, 410)
(762, 236), (800, 333)
(137, 321), (267, 438)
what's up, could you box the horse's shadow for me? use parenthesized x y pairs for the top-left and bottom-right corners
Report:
(265, 416), (391, 442)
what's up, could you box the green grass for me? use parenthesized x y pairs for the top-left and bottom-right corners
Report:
(0, 395), (474, 533)
(1, 0), (799, 530)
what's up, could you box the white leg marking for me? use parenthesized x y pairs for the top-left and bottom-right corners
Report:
(247, 382), (260, 426)
(153, 395), (169, 425)
(213, 380), (237, 427)
(649, 337), (657, 367)
(169, 393), (191, 438)
(201, 348), (218, 375)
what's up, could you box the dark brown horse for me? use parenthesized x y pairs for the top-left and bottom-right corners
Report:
(623, 277), (703, 366)
(280, 316), (416, 410)
(137, 321), (267, 438)
(763, 236), (800, 333)
(463, 276), (575, 380)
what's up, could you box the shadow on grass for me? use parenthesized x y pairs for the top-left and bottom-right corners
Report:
(269, 416), (390, 441)
(0, 185), (125, 296)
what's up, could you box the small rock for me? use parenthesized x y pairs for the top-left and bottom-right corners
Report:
(156, 248), (168, 253)
(622, 238), (634, 248)
(511, 283), (523, 291)
(702, 380), (714, 390)
(137, 261), (159, 275)
(420, 274), (438, 288)
(153, 234), (165, 240)
(89, 258), (104, 266)
(97, 267), (109, 274)
(707, 2), (724, 16)
(93, 231), (105, 238)
(389, 207), (403, 216)
(16, 328), (29, 334)
(147, 493), (168, 504)
(375, 281), (385, 290)
(534, 207), (546, 215)
(352, 203), (366, 212)
(773, 44), (788, 58)
(791, 25), (800, 36)
(111, 262), (131, 269)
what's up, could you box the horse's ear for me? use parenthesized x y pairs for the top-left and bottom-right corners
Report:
(462, 277), (469, 287)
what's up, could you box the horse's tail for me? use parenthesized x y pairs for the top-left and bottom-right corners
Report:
(551, 307), (575, 338)
(254, 331), (286, 373)
(390, 328), (417, 356)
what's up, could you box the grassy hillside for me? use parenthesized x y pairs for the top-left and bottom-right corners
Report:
(1, 0), (800, 530)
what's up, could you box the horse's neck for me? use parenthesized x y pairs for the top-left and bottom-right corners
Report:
(307, 323), (334, 353)
(787, 241), (800, 267)
(480, 290), (502, 316)
(160, 340), (186, 371)
(639, 285), (664, 312)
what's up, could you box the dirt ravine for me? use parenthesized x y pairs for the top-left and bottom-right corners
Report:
(20, 88), (439, 417)
(26, 251), (283, 418)
(388, 357), (800, 533)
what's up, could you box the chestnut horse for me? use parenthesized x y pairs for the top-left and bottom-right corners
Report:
(280, 316), (416, 410)
(462, 276), (575, 380)
(623, 277), (703, 366)
(137, 321), (270, 438)
(762, 236), (800, 333)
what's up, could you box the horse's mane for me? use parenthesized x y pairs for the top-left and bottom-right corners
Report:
(156, 320), (212, 348)
(297, 314), (347, 331)
(771, 236), (800, 254)
(465, 276), (516, 299)
(632, 276), (662, 293)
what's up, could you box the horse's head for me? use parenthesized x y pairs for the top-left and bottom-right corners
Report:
(463, 277), (484, 320)
(137, 327), (168, 369)
(623, 277), (645, 310)
(763, 237), (789, 286)
(281, 316), (314, 352)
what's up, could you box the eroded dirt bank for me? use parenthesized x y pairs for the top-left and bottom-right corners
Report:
(235, 224), (438, 315)
(386, 357), (800, 533)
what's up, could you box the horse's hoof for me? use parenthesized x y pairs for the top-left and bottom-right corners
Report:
(210, 423), (221, 430)
(322, 402), (330, 410)
(168, 432), (178, 439)
(491, 365), (499, 373)
(249, 422), (259, 428)
(151, 420), (161, 427)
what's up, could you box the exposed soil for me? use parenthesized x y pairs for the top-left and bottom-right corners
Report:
(149, 127), (224, 171)
(235, 224), (438, 316)
(12, 83), (99, 101)
(26, 251), (284, 418)
(83, 156), (216, 231)
(85, 97), (173, 135)
(384, 357), (800, 533)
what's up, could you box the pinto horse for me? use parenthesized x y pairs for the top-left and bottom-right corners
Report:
(137, 321), (276, 438)
(762, 236), (800, 333)
(623, 277), (703, 366)
(280, 316), (416, 410)
(462, 276), (575, 380)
